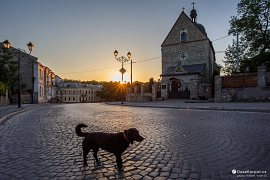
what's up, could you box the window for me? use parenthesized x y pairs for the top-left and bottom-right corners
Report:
(179, 52), (187, 61)
(39, 86), (41, 97)
(180, 28), (187, 42)
(162, 85), (166, 89)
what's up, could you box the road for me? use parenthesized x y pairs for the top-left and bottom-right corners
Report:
(0, 103), (269, 179)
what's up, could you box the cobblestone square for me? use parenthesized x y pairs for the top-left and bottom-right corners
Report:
(0, 103), (269, 179)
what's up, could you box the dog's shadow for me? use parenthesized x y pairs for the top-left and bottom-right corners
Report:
(81, 161), (128, 178)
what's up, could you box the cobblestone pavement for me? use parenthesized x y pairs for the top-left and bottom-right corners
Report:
(0, 103), (269, 179)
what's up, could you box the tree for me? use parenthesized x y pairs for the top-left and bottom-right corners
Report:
(223, 0), (270, 73)
(0, 47), (17, 92)
(222, 37), (248, 74)
(148, 77), (154, 93)
(0, 82), (7, 96)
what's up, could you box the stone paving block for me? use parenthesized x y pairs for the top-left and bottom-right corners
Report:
(148, 171), (160, 178)
(179, 173), (189, 178)
(172, 167), (181, 173)
(155, 177), (167, 180)
(169, 172), (179, 179)
(160, 171), (170, 177)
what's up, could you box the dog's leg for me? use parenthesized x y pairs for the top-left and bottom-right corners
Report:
(115, 154), (123, 170)
(93, 147), (100, 163)
(82, 142), (91, 166)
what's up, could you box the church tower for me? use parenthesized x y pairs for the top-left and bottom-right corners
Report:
(160, 3), (219, 100)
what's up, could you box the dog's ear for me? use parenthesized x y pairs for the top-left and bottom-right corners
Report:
(124, 130), (128, 135)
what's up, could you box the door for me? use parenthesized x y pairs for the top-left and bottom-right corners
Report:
(169, 80), (179, 99)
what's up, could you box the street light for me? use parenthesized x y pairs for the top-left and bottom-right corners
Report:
(114, 50), (131, 104)
(126, 51), (136, 85)
(3, 40), (34, 108)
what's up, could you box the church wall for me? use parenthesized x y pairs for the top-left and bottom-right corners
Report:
(161, 74), (202, 99)
(162, 40), (211, 82)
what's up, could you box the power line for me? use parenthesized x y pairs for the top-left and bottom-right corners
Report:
(135, 57), (160, 63)
(212, 35), (230, 42)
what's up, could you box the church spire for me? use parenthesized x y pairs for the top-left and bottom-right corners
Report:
(190, 2), (197, 23)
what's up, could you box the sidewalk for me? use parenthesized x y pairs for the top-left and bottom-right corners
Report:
(107, 100), (270, 113)
(0, 104), (44, 124)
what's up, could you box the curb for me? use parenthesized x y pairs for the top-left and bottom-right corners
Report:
(0, 105), (43, 125)
(106, 103), (270, 113)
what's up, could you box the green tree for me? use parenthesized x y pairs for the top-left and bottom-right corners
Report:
(0, 47), (17, 92)
(224, 0), (270, 73)
(0, 82), (8, 96)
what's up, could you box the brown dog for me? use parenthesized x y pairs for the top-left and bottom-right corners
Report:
(75, 123), (144, 170)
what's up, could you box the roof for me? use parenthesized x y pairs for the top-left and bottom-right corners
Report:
(161, 63), (206, 76)
(196, 23), (206, 35)
(161, 11), (208, 47)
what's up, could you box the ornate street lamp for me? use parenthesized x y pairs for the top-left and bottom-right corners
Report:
(114, 50), (131, 104)
(27, 42), (34, 54)
(3, 40), (34, 108)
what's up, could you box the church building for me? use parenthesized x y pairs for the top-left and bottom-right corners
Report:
(160, 5), (220, 100)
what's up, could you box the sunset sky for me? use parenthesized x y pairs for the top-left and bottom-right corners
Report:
(1, 0), (239, 82)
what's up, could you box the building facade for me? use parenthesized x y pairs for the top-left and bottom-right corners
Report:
(33, 62), (57, 103)
(160, 7), (219, 100)
(57, 82), (102, 103)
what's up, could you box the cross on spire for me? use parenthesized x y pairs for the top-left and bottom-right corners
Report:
(182, 7), (185, 12)
(192, 2), (195, 9)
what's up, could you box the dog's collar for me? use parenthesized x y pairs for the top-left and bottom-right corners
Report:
(123, 132), (130, 143)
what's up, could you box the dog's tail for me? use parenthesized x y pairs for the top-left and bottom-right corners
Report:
(75, 123), (88, 137)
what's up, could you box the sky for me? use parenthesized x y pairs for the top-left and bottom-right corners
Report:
(1, 0), (239, 82)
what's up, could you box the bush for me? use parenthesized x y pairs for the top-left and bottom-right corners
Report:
(0, 82), (8, 96)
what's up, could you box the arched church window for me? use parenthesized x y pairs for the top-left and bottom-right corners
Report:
(180, 28), (187, 42)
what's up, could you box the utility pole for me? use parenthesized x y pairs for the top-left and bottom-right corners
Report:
(236, 31), (240, 72)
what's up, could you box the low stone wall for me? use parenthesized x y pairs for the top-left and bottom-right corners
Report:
(126, 93), (152, 102)
(0, 90), (10, 105)
(126, 84), (157, 102)
(217, 87), (270, 102)
(0, 96), (9, 105)
(11, 93), (32, 104)
(215, 65), (270, 102)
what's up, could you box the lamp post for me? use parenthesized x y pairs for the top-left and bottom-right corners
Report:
(3, 40), (34, 108)
(114, 50), (131, 104)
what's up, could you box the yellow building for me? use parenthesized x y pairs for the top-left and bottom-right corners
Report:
(57, 83), (101, 103)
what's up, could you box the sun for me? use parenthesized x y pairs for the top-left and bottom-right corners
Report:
(111, 72), (130, 83)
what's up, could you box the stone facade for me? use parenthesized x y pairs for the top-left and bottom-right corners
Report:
(160, 9), (218, 100)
